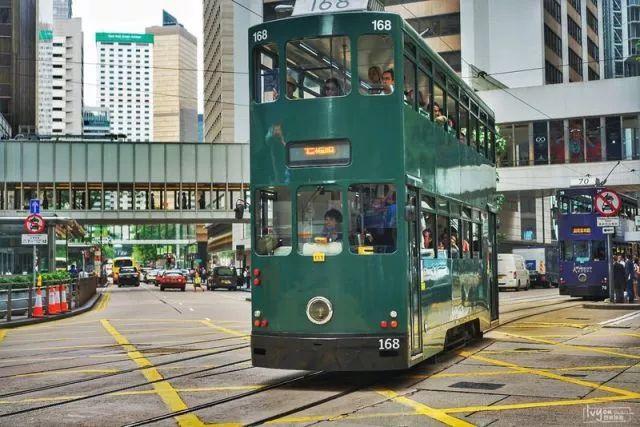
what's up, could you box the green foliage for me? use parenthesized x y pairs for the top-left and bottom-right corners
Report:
(0, 271), (70, 289)
(494, 125), (508, 161)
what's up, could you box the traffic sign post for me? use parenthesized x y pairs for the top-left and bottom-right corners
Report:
(601, 227), (615, 234)
(29, 199), (40, 214)
(597, 217), (620, 227)
(594, 191), (621, 302)
(23, 212), (46, 315)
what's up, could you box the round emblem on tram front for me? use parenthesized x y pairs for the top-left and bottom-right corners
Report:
(578, 273), (588, 283)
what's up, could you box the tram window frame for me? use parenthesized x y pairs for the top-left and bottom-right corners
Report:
(253, 43), (279, 104)
(459, 105), (469, 145)
(470, 114), (479, 150)
(403, 56), (417, 109)
(286, 35), (352, 100)
(358, 34), (395, 96)
(436, 214), (450, 259)
(420, 56), (432, 75)
(254, 187), (293, 257)
(348, 184), (397, 255)
(450, 217), (461, 259)
(592, 240), (606, 261)
(488, 129), (496, 163)
(420, 208), (436, 259)
(446, 92), (458, 136)
(417, 67), (432, 117)
(471, 221), (481, 259)
(433, 83), (446, 127)
(296, 186), (344, 256)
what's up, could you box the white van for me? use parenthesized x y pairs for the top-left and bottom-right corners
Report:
(498, 254), (530, 291)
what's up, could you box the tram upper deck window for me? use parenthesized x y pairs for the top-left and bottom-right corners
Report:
(358, 34), (395, 96)
(255, 187), (292, 256)
(559, 194), (592, 214)
(253, 43), (279, 103)
(348, 184), (397, 254)
(297, 186), (343, 256)
(286, 36), (351, 100)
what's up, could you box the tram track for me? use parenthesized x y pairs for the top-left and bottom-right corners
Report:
(0, 342), (249, 400)
(0, 355), (254, 419)
(0, 333), (249, 378)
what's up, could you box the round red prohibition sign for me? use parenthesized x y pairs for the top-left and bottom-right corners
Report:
(24, 214), (46, 234)
(594, 190), (622, 217)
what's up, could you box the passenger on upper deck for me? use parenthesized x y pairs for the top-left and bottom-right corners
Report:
(321, 78), (343, 97)
(287, 75), (298, 99)
(433, 103), (448, 126)
(382, 69), (395, 94)
(322, 208), (343, 242)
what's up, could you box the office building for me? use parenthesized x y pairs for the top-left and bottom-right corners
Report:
(146, 11), (198, 142)
(603, 0), (640, 78)
(52, 17), (83, 135)
(53, 0), (71, 19)
(203, 0), (261, 143)
(96, 32), (154, 142)
(37, 0), (54, 135)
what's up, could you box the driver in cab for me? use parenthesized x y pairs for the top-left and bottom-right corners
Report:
(322, 209), (343, 242)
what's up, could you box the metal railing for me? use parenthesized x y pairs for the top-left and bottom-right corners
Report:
(0, 275), (98, 323)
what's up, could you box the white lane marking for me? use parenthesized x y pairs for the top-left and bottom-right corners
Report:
(599, 310), (640, 326)
(205, 318), (210, 321)
(189, 308), (194, 312)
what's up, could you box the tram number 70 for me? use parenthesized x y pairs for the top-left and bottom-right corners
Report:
(378, 338), (400, 350)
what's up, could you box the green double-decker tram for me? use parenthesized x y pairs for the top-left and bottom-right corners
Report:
(249, 8), (499, 371)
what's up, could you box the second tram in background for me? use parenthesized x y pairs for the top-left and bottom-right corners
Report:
(557, 187), (639, 299)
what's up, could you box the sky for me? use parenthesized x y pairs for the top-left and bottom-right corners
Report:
(73, 0), (204, 112)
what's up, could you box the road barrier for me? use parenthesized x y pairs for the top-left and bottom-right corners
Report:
(0, 275), (98, 323)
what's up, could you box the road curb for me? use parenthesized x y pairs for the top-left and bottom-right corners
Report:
(583, 302), (640, 310)
(0, 292), (103, 329)
(245, 297), (252, 302)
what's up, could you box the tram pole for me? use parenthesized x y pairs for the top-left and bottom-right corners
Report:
(607, 233), (614, 302)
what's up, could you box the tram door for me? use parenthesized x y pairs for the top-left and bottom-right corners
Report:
(488, 212), (499, 321)
(407, 188), (422, 355)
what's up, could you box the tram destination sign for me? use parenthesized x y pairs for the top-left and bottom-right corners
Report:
(287, 139), (351, 167)
(597, 217), (620, 227)
(293, 0), (380, 16)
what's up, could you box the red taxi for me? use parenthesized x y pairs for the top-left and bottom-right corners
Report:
(158, 270), (186, 292)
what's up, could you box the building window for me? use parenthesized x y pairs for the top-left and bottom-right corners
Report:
(544, 0), (561, 23)
(568, 17), (582, 45)
(520, 196), (537, 241)
(515, 124), (529, 166)
(605, 116), (622, 161)
(406, 12), (460, 38)
(569, 48), (583, 77)
(587, 39), (599, 60)
(568, 0), (581, 15)
(533, 121), (549, 165)
(568, 119), (584, 162)
(549, 120), (565, 163)
(587, 9), (598, 34)
(545, 61), (563, 84)
(544, 25), (562, 57)
(586, 118), (602, 162)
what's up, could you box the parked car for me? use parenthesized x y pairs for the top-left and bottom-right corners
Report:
(116, 266), (141, 287)
(498, 254), (530, 291)
(146, 269), (159, 285)
(512, 246), (559, 288)
(158, 270), (186, 292)
(207, 267), (238, 291)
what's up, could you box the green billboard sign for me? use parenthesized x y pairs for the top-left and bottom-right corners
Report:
(95, 32), (154, 44)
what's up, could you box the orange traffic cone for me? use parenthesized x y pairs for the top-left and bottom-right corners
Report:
(48, 286), (60, 315)
(33, 287), (44, 318)
(59, 284), (69, 313)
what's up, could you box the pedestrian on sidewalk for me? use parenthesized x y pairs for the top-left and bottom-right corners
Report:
(625, 254), (635, 303)
(634, 257), (640, 303)
(613, 255), (626, 303)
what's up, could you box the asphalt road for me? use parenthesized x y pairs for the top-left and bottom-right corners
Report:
(0, 284), (638, 426)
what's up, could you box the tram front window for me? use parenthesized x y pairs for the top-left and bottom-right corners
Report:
(286, 36), (351, 99)
(255, 187), (292, 256)
(348, 184), (397, 254)
(297, 187), (343, 256)
(358, 34), (395, 96)
(253, 43), (279, 103)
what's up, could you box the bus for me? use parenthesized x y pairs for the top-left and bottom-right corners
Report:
(248, 8), (498, 371)
(557, 188), (638, 299)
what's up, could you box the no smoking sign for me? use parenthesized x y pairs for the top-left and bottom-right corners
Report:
(594, 190), (622, 217)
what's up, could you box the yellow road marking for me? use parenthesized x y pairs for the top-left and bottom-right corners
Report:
(95, 292), (111, 312)
(376, 389), (474, 427)
(0, 330), (6, 345)
(12, 369), (120, 378)
(459, 351), (640, 399)
(443, 395), (634, 414)
(500, 332), (640, 360)
(411, 364), (634, 380)
(511, 321), (590, 329)
(622, 332), (640, 339)
(201, 320), (249, 340)
(101, 319), (205, 427)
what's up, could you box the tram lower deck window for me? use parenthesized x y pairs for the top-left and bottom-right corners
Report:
(348, 184), (397, 254)
(255, 187), (292, 256)
(297, 187), (343, 256)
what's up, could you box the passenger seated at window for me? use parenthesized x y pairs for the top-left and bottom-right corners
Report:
(286, 75), (298, 99)
(321, 78), (343, 97)
(433, 102), (448, 125)
(367, 66), (384, 94)
(322, 208), (343, 242)
(382, 69), (394, 94)
(450, 235), (460, 258)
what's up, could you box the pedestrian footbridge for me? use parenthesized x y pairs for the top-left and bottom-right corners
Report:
(0, 140), (249, 224)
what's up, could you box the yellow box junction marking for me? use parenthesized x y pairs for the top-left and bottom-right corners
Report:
(101, 319), (205, 427)
(499, 332), (640, 360)
(376, 389), (475, 427)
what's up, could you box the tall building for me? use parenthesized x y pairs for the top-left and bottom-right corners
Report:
(37, 0), (54, 135)
(96, 32), (154, 142)
(0, 0), (37, 135)
(52, 17), (83, 135)
(53, 0), (71, 19)
(385, 0), (462, 72)
(603, 0), (640, 78)
(146, 11), (198, 142)
(203, 0), (261, 143)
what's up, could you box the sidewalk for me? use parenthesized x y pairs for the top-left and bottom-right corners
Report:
(583, 300), (640, 310)
(0, 291), (103, 329)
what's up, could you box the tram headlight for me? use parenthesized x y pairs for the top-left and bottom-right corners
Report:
(306, 297), (333, 325)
